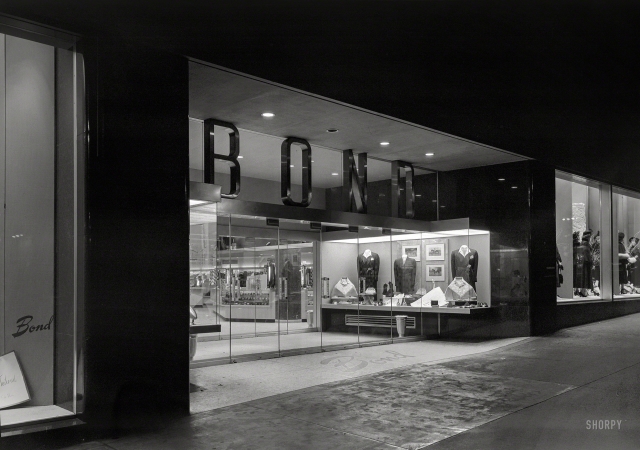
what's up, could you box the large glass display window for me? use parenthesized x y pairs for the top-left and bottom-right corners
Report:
(555, 172), (606, 301)
(188, 202), (493, 366)
(612, 187), (640, 298)
(0, 30), (84, 432)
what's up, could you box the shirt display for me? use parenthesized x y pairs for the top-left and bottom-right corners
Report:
(357, 250), (380, 292)
(445, 277), (477, 301)
(330, 277), (358, 300)
(451, 246), (479, 289)
(394, 256), (416, 294)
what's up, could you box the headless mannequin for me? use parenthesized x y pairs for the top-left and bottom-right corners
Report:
(363, 249), (372, 258)
(459, 245), (470, 257)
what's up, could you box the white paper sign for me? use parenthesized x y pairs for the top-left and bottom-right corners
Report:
(0, 352), (30, 410)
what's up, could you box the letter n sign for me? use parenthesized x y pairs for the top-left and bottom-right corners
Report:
(281, 137), (312, 207)
(342, 150), (367, 213)
(391, 160), (415, 218)
(203, 118), (240, 199)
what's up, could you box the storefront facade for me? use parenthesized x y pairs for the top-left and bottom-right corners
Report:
(1, 12), (640, 438)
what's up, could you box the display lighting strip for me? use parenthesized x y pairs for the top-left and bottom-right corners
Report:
(324, 229), (488, 244)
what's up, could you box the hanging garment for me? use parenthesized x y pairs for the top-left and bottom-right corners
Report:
(451, 247), (479, 290)
(357, 251), (380, 292)
(265, 261), (276, 289)
(629, 244), (640, 286)
(330, 278), (358, 299)
(304, 267), (313, 288)
(445, 277), (477, 302)
(394, 256), (416, 294)
(619, 241), (629, 285)
(573, 242), (592, 289)
(556, 244), (563, 287)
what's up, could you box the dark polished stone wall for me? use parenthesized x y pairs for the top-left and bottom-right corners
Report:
(557, 299), (640, 330)
(83, 39), (190, 433)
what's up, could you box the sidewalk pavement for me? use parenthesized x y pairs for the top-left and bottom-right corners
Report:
(7, 313), (640, 449)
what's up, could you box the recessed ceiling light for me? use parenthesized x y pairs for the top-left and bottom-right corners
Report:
(511, 186), (518, 189)
(416, 194), (422, 197)
(331, 172), (339, 176)
(238, 155), (244, 159)
(425, 152), (435, 156)
(498, 178), (505, 181)
(290, 164), (295, 168)
(380, 142), (390, 146)
(326, 128), (339, 133)
(261, 112), (275, 118)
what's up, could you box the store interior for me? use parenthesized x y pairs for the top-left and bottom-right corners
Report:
(189, 202), (491, 364)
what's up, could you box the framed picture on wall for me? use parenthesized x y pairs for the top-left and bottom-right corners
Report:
(425, 243), (445, 261)
(402, 244), (421, 261)
(426, 264), (446, 282)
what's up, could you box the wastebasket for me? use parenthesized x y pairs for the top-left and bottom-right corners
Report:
(307, 310), (314, 328)
(189, 334), (198, 361)
(395, 315), (408, 337)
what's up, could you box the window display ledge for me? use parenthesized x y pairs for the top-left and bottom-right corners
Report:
(557, 298), (612, 305)
(613, 295), (640, 302)
(0, 405), (79, 436)
(321, 304), (493, 314)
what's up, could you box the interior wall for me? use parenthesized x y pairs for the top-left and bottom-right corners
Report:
(320, 241), (358, 301)
(3, 35), (55, 406)
(556, 177), (574, 298)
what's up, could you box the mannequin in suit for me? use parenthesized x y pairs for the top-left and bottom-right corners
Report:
(451, 245), (479, 290)
(394, 253), (416, 294)
(357, 249), (380, 293)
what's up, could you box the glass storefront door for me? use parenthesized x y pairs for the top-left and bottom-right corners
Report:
(227, 215), (280, 360)
(277, 219), (321, 353)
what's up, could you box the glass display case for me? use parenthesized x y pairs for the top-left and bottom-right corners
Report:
(612, 186), (640, 298)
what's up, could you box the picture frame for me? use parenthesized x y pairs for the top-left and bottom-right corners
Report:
(426, 264), (446, 281)
(401, 244), (420, 262)
(425, 243), (445, 261)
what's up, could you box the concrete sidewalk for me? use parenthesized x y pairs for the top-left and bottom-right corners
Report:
(8, 313), (640, 449)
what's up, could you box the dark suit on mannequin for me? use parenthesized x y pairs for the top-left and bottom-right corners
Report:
(357, 251), (380, 292)
(451, 246), (479, 290)
(394, 256), (416, 294)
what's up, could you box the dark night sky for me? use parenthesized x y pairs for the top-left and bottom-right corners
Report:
(3, 0), (639, 189)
